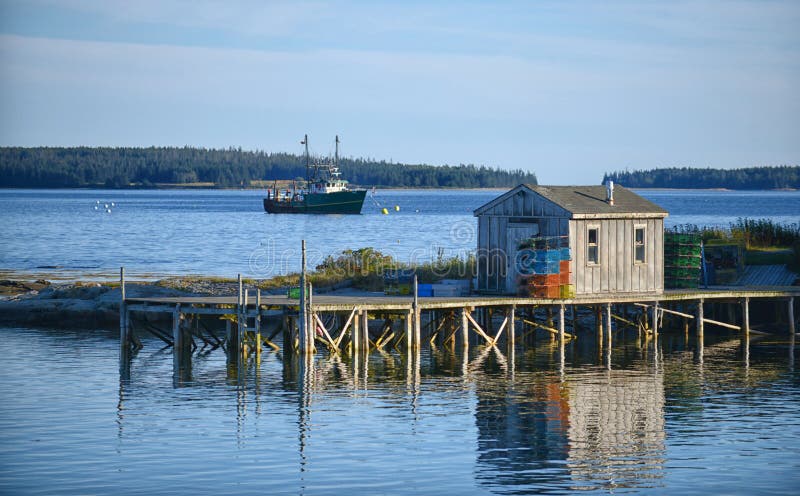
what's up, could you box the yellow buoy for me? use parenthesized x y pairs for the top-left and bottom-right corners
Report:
(381, 208), (389, 215)
(394, 205), (400, 211)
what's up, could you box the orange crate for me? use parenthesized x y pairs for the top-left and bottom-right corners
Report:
(559, 260), (570, 273)
(559, 271), (570, 284)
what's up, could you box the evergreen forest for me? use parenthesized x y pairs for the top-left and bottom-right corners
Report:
(604, 166), (799, 190)
(0, 147), (537, 189)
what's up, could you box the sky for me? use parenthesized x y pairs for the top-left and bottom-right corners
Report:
(0, 0), (798, 184)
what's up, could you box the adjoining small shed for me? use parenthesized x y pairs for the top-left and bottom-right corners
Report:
(473, 183), (669, 296)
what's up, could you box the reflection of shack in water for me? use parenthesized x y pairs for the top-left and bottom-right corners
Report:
(566, 368), (665, 490)
(475, 368), (665, 492)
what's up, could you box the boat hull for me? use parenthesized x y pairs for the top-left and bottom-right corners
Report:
(263, 189), (367, 214)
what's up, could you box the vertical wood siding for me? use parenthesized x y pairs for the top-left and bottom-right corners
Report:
(477, 187), (664, 295)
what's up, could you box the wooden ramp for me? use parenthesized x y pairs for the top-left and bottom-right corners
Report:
(737, 265), (797, 287)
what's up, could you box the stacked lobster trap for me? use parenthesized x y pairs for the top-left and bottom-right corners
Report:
(514, 235), (574, 298)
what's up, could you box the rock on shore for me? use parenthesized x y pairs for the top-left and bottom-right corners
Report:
(0, 281), (197, 329)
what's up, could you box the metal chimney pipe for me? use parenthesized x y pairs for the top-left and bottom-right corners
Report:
(607, 180), (614, 205)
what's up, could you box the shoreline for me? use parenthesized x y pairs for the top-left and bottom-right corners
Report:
(0, 275), (357, 329)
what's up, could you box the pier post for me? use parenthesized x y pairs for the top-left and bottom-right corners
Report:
(558, 304), (565, 347)
(697, 298), (704, 341)
(255, 289), (262, 356)
(413, 275), (420, 349)
(652, 301), (659, 338)
(461, 308), (469, 350)
(405, 310), (413, 350)
(605, 303), (612, 349)
(742, 297), (750, 335)
(299, 241), (309, 355)
(508, 305), (516, 353)
(361, 309), (369, 352)
(789, 297), (796, 335)
(173, 303), (189, 376)
(119, 267), (130, 363)
(352, 309), (360, 354)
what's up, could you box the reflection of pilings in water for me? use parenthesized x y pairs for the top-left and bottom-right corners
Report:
(297, 353), (314, 474)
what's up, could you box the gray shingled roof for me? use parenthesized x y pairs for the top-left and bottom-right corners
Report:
(526, 184), (668, 216)
(474, 184), (668, 218)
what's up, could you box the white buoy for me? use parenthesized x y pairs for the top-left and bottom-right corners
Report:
(106, 209), (111, 213)
(111, 202), (115, 207)
(104, 204), (109, 209)
(96, 200), (100, 204)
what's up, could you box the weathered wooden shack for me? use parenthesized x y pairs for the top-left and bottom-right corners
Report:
(474, 183), (668, 296)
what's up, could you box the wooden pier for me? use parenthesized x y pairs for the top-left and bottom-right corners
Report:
(118, 267), (800, 377)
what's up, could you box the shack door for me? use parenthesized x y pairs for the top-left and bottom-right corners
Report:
(506, 222), (539, 294)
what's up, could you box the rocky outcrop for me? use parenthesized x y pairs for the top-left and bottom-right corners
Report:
(0, 282), (195, 329)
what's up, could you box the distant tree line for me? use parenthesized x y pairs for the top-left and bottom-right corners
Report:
(603, 166), (799, 190)
(0, 147), (537, 189)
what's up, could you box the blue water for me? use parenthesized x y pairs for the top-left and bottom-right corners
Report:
(1, 188), (800, 494)
(0, 188), (797, 280)
(0, 328), (798, 494)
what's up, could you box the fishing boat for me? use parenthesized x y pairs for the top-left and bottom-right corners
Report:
(263, 135), (367, 214)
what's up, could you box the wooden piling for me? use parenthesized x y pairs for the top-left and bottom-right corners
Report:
(361, 309), (369, 351)
(742, 297), (750, 335)
(461, 308), (469, 350)
(119, 267), (130, 363)
(652, 301), (659, 338)
(413, 275), (420, 349)
(508, 305), (516, 353)
(697, 298), (704, 342)
(172, 304), (183, 375)
(299, 240), (308, 355)
(255, 289), (262, 356)
(789, 297), (796, 335)
(605, 303), (612, 348)
(558, 304), (566, 347)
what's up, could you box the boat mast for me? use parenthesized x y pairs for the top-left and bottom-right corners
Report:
(301, 134), (309, 184)
(335, 135), (339, 168)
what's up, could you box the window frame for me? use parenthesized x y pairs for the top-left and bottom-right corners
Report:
(634, 224), (647, 264)
(586, 225), (600, 266)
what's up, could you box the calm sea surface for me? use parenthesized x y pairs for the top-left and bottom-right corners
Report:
(0, 328), (798, 495)
(0, 188), (798, 280)
(1, 188), (800, 494)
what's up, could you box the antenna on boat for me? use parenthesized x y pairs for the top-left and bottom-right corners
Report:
(301, 134), (309, 184)
(335, 135), (340, 168)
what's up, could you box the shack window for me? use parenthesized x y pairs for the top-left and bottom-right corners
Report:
(587, 226), (599, 265)
(634, 226), (646, 263)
